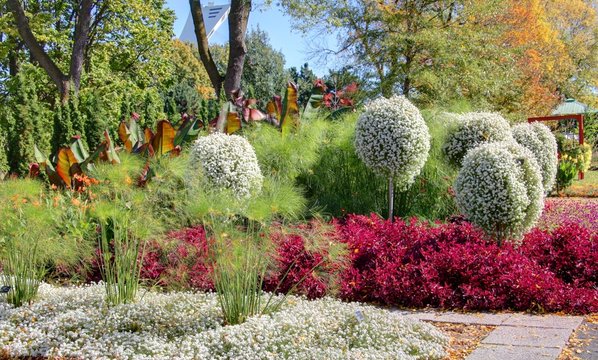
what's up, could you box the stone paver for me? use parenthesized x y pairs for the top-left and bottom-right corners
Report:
(401, 311), (509, 325)
(395, 309), (586, 360)
(502, 314), (584, 329)
(467, 344), (561, 360)
(576, 322), (598, 360)
(481, 326), (573, 348)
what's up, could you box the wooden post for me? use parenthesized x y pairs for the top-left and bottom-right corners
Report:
(579, 114), (584, 180)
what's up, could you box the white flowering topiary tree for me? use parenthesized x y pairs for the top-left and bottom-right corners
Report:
(454, 142), (544, 244)
(354, 95), (430, 220)
(443, 112), (513, 166)
(190, 133), (263, 199)
(512, 122), (558, 194)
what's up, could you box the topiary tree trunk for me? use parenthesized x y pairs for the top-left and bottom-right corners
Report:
(388, 176), (394, 221)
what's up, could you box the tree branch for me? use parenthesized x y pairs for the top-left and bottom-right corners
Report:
(189, 0), (224, 96)
(69, 0), (94, 94)
(7, 0), (68, 96)
(223, 0), (251, 97)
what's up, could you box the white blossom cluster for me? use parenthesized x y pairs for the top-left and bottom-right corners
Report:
(190, 133), (263, 198)
(443, 112), (513, 166)
(512, 122), (558, 194)
(354, 95), (430, 190)
(0, 283), (448, 359)
(454, 142), (544, 242)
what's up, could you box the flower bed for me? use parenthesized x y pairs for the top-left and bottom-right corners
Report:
(0, 284), (447, 360)
(537, 198), (598, 232)
(337, 215), (597, 313)
(136, 216), (598, 314)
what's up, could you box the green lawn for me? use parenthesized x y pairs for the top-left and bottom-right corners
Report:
(563, 170), (598, 197)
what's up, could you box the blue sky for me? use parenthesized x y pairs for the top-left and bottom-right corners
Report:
(164, 1), (333, 76)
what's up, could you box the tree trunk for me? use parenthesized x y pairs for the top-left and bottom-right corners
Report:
(69, 0), (94, 97)
(223, 0), (251, 98)
(388, 176), (394, 222)
(8, 0), (93, 104)
(402, 52), (412, 98)
(60, 79), (71, 104)
(402, 76), (411, 98)
(8, 38), (22, 76)
(8, 0), (69, 101)
(189, 0), (224, 97)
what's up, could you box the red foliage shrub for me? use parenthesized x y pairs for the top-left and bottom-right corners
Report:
(263, 232), (328, 299)
(520, 223), (598, 287)
(263, 223), (344, 299)
(140, 223), (342, 298)
(131, 214), (597, 314)
(141, 226), (213, 290)
(336, 214), (597, 314)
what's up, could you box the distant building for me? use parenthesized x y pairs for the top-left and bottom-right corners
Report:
(179, 2), (230, 43)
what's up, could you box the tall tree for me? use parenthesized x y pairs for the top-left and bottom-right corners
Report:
(7, 0), (94, 103)
(2, 0), (175, 102)
(288, 63), (317, 108)
(281, 0), (598, 117)
(280, 0), (483, 98)
(544, 0), (598, 109)
(189, 0), (252, 98)
(241, 27), (286, 102)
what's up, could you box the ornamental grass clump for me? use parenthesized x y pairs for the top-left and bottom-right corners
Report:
(512, 122), (558, 193)
(0, 179), (76, 307)
(354, 95), (430, 219)
(187, 133), (321, 326)
(454, 142), (544, 243)
(443, 112), (513, 166)
(190, 133), (263, 199)
(98, 215), (145, 306)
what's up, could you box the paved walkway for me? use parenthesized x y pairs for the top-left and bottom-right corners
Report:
(576, 321), (598, 359)
(394, 310), (585, 359)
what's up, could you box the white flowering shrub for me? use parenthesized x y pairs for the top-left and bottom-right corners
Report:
(354, 95), (430, 190)
(454, 142), (544, 242)
(443, 112), (513, 166)
(512, 122), (558, 193)
(190, 133), (263, 198)
(0, 283), (448, 359)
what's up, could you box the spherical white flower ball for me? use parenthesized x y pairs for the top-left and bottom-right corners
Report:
(512, 122), (558, 194)
(190, 133), (263, 198)
(443, 112), (513, 166)
(354, 95), (430, 190)
(454, 141), (544, 243)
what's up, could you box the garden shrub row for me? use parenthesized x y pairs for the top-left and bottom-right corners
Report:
(135, 215), (597, 314)
(337, 215), (597, 313)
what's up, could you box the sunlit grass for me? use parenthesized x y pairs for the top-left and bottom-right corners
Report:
(562, 170), (598, 197)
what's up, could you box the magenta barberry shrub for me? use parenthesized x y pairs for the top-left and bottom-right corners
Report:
(336, 214), (597, 313)
(521, 223), (598, 287)
(131, 214), (598, 314)
(141, 226), (213, 290)
(263, 223), (344, 299)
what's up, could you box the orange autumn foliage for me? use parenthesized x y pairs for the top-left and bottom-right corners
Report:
(501, 0), (571, 115)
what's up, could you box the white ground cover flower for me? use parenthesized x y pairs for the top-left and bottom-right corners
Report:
(454, 142), (544, 242)
(443, 112), (513, 166)
(190, 133), (263, 198)
(0, 283), (448, 360)
(512, 122), (558, 194)
(354, 95), (430, 190)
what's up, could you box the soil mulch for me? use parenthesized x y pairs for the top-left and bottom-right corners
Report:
(559, 314), (598, 360)
(430, 322), (495, 360)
